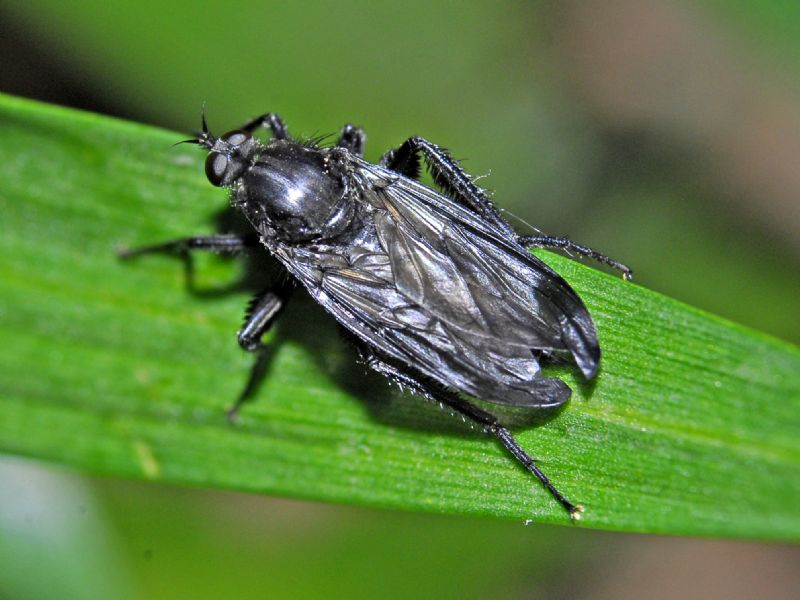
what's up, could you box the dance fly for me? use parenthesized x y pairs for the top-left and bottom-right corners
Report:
(121, 111), (632, 519)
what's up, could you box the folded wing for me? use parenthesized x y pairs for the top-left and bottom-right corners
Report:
(287, 163), (600, 408)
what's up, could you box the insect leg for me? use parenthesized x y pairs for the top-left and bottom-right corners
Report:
(518, 235), (633, 280)
(238, 113), (289, 140)
(378, 145), (421, 179)
(238, 291), (285, 351)
(336, 124), (366, 156)
(118, 234), (260, 292)
(360, 349), (583, 519)
(226, 290), (290, 421)
(118, 233), (258, 259)
(381, 136), (515, 235)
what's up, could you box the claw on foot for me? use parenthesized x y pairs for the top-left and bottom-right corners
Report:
(569, 504), (585, 521)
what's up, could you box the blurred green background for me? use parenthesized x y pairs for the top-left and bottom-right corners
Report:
(1, 1), (798, 598)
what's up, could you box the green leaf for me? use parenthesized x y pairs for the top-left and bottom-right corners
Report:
(1, 93), (798, 541)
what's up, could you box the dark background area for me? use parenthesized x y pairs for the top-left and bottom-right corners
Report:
(1, 1), (798, 598)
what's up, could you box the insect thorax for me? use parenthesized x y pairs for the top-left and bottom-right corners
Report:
(233, 143), (355, 243)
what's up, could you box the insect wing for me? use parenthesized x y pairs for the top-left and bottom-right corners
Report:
(369, 166), (601, 374)
(279, 162), (599, 408)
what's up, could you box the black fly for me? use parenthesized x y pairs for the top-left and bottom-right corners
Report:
(121, 111), (631, 519)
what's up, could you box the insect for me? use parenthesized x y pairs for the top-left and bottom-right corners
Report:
(122, 111), (631, 519)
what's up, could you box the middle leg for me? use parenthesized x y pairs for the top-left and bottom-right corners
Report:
(336, 123), (366, 157)
(226, 288), (291, 420)
(380, 136), (514, 236)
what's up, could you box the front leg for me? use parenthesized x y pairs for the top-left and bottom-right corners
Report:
(118, 233), (261, 293)
(120, 232), (292, 419)
(119, 232), (285, 338)
(518, 234), (633, 280)
(239, 112), (289, 140)
(118, 233), (258, 259)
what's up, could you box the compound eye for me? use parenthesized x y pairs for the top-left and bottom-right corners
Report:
(222, 130), (250, 147)
(205, 152), (228, 186)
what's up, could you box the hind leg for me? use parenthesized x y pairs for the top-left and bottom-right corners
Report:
(359, 346), (583, 519)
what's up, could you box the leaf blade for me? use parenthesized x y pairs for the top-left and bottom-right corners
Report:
(0, 93), (798, 540)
